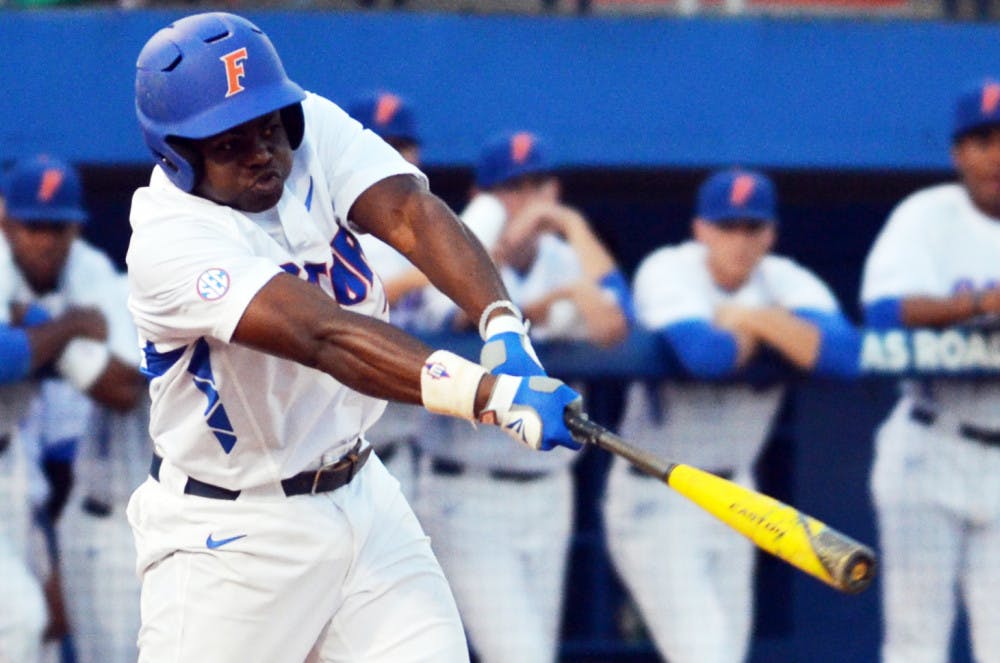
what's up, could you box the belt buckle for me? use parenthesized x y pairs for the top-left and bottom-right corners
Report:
(310, 443), (361, 495)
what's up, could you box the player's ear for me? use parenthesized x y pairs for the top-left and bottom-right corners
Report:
(692, 217), (709, 241)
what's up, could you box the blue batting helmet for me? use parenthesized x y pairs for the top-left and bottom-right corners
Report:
(2, 155), (87, 224)
(135, 12), (306, 192)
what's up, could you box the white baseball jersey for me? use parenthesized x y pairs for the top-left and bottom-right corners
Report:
(620, 240), (839, 474)
(127, 92), (422, 491)
(862, 183), (1000, 425)
(861, 183), (1000, 663)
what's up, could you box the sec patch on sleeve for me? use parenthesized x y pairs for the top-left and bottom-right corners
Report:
(197, 268), (231, 301)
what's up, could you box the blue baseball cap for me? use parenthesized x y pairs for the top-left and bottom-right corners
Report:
(2, 155), (87, 224)
(475, 131), (551, 190)
(347, 91), (419, 145)
(696, 169), (776, 225)
(953, 77), (1000, 141)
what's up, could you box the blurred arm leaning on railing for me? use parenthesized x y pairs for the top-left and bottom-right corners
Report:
(415, 325), (1000, 382)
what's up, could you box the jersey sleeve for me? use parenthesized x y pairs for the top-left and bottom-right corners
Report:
(632, 247), (713, 330)
(860, 196), (940, 304)
(302, 93), (426, 226)
(127, 211), (282, 346)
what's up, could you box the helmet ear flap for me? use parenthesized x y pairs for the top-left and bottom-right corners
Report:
(161, 137), (203, 192)
(281, 103), (304, 149)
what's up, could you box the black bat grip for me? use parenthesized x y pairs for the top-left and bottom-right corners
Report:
(564, 409), (676, 480)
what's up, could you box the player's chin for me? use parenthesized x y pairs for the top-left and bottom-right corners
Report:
(239, 181), (285, 213)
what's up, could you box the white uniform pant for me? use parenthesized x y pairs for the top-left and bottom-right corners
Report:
(416, 461), (573, 663)
(872, 403), (1000, 663)
(603, 458), (754, 663)
(0, 431), (46, 663)
(58, 497), (141, 663)
(127, 455), (468, 663)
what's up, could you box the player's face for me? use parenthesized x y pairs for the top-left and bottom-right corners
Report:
(694, 218), (775, 290)
(0, 219), (79, 294)
(192, 111), (293, 213)
(953, 126), (1000, 219)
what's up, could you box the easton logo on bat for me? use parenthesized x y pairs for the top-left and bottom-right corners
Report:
(728, 503), (788, 540)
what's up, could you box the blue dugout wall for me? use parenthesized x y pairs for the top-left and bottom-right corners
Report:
(3, 9), (996, 662)
(2, 10), (1000, 169)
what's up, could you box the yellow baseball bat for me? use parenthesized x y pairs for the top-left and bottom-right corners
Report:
(566, 410), (877, 594)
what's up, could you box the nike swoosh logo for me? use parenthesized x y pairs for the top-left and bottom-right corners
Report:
(206, 533), (247, 550)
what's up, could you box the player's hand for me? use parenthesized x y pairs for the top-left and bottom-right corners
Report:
(481, 328), (546, 377)
(62, 306), (108, 342)
(479, 374), (583, 451)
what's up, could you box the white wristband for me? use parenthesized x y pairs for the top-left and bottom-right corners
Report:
(420, 350), (487, 421)
(478, 300), (524, 340)
(57, 339), (111, 391)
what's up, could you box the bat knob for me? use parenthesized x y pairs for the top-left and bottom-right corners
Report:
(839, 549), (877, 594)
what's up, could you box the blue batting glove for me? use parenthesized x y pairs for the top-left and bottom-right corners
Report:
(479, 374), (583, 451)
(481, 331), (546, 377)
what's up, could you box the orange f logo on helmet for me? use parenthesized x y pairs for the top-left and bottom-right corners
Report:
(981, 82), (1000, 115)
(374, 93), (401, 126)
(37, 169), (64, 203)
(730, 174), (756, 207)
(511, 132), (535, 164)
(220, 47), (249, 98)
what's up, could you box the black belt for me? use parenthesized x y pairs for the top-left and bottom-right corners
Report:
(910, 404), (1000, 447)
(628, 464), (733, 481)
(150, 442), (371, 500)
(430, 457), (549, 483)
(82, 496), (112, 518)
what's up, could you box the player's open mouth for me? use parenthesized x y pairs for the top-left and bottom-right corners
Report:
(251, 172), (283, 195)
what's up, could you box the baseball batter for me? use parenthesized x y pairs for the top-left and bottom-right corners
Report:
(126, 13), (582, 663)
(0, 155), (146, 662)
(603, 169), (859, 663)
(349, 91), (428, 502)
(861, 78), (1000, 663)
(415, 131), (629, 663)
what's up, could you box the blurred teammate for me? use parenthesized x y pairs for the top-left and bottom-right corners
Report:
(348, 90), (427, 501)
(603, 168), (858, 663)
(861, 78), (1000, 663)
(415, 131), (629, 663)
(0, 155), (145, 662)
(54, 273), (147, 663)
(127, 13), (581, 662)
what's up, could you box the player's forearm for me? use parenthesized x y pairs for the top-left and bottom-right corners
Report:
(560, 213), (617, 282)
(897, 293), (982, 328)
(25, 316), (99, 372)
(233, 273), (495, 409)
(738, 308), (821, 370)
(86, 357), (146, 412)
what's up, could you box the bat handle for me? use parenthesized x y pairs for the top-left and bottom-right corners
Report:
(565, 409), (676, 480)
